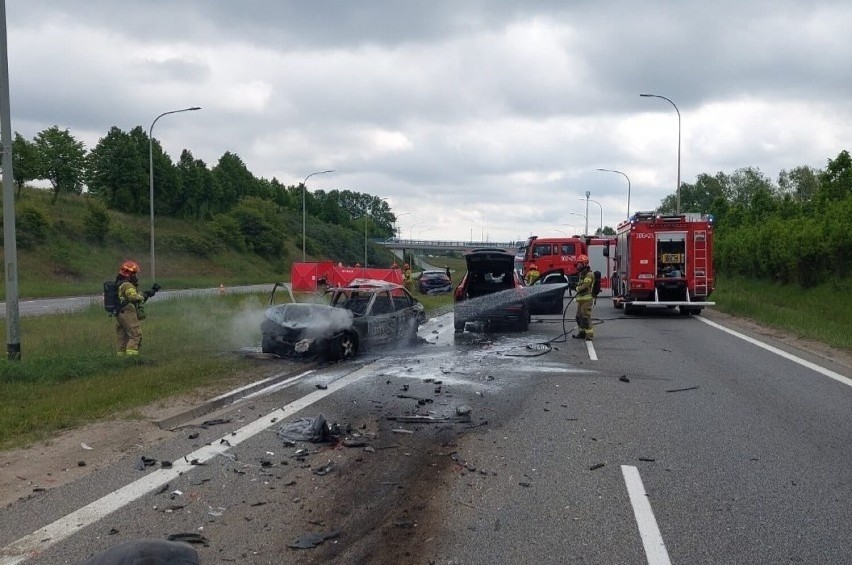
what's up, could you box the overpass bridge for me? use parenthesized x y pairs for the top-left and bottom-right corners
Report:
(374, 238), (523, 253)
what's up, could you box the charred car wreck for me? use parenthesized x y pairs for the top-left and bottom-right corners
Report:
(261, 279), (426, 360)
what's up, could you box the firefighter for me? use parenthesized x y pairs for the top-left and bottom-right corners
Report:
(115, 260), (157, 356)
(525, 263), (540, 285)
(572, 254), (595, 340)
(403, 263), (413, 291)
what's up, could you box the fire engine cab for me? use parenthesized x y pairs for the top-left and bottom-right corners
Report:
(610, 211), (715, 315)
(522, 235), (588, 286)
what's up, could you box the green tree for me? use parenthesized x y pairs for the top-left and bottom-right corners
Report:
(817, 149), (852, 203)
(33, 126), (87, 203)
(778, 165), (819, 203)
(11, 132), (40, 196)
(212, 152), (257, 212)
(86, 126), (148, 213)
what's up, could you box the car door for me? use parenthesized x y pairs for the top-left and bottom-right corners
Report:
(365, 290), (398, 347)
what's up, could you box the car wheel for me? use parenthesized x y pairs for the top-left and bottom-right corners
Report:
(328, 331), (358, 361)
(454, 318), (466, 333)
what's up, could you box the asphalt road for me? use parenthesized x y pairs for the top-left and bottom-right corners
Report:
(0, 301), (849, 564)
(0, 284), (283, 318)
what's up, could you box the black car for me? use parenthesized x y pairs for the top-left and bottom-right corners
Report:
(453, 248), (530, 332)
(417, 270), (453, 295)
(261, 279), (426, 360)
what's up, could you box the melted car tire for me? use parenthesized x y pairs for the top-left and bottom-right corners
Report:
(328, 331), (358, 361)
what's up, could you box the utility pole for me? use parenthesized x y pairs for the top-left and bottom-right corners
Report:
(0, 0), (21, 360)
(584, 191), (590, 236)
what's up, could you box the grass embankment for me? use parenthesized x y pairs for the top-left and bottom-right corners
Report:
(712, 275), (851, 351)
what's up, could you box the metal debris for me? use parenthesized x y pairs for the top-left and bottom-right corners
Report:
(665, 385), (699, 393)
(589, 463), (605, 471)
(288, 529), (341, 550)
(619, 375), (630, 383)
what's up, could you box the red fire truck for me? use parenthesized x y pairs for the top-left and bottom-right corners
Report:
(522, 235), (588, 286)
(609, 212), (715, 315)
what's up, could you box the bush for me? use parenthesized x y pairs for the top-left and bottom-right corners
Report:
(83, 200), (111, 244)
(161, 233), (222, 257)
(15, 205), (50, 249)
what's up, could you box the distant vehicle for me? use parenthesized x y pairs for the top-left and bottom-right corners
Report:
(261, 279), (426, 360)
(453, 248), (529, 332)
(526, 272), (571, 315)
(417, 270), (453, 295)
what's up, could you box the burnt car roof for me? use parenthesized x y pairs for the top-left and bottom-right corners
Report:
(336, 278), (406, 291)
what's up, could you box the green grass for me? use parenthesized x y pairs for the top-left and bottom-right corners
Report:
(0, 292), (275, 449)
(712, 275), (852, 351)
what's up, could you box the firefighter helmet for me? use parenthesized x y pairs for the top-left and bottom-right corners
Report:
(575, 254), (589, 265)
(403, 263), (410, 269)
(118, 260), (140, 277)
(530, 263), (538, 270)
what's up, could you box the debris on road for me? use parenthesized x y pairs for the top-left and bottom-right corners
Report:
(276, 414), (335, 443)
(313, 461), (334, 476)
(589, 463), (605, 471)
(665, 385), (699, 393)
(82, 539), (200, 564)
(166, 532), (210, 546)
(288, 529), (341, 549)
(619, 375), (630, 383)
(136, 456), (158, 471)
(638, 457), (656, 462)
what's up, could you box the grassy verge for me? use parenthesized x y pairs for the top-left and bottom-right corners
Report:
(712, 275), (851, 351)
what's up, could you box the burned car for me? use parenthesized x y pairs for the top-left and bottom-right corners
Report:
(261, 279), (426, 360)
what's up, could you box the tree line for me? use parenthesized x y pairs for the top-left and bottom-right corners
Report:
(657, 150), (851, 286)
(7, 125), (398, 258)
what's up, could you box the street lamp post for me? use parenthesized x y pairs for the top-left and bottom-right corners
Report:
(302, 169), (334, 262)
(640, 93), (681, 213)
(582, 198), (603, 234)
(597, 168), (632, 220)
(584, 191), (591, 235)
(149, 106), (201, 282)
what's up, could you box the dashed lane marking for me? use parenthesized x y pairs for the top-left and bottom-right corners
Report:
(622, 465), (672, 565)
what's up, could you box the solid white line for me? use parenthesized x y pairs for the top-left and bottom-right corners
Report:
(214, 369), (315, 401)
(697, 317), (851, 388)
(621, 465), (672, 565)
(586, 340), (598, 361)
(0, 363), (375, 565)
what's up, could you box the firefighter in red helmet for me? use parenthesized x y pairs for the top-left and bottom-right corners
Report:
(525, 263), (540, 285)
(572, 254), (595, 340)
(115, 261), (159, 355)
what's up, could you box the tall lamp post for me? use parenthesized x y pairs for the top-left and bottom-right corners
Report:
(597, 168), (631, 219)
(583, 191), (591, 235)
(640, 93), (681, 213)
(302, 169), (334, 261)
(149, 106), (201, 282)
(581, 198), (603, 234)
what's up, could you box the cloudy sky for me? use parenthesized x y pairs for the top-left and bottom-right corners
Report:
(6, 1), (851, 243)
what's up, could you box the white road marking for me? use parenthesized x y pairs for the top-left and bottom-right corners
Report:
(621, 465), (672, 565)
(210, 369), (315, 401)
(0, 363), (376, 565)
(586, 340), (598, 361)
(697, 317), (851, 388)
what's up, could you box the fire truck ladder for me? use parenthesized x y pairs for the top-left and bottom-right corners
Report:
(693, 230), (708, 297)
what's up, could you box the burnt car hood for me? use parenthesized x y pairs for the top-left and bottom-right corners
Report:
(264, 303), (354, 337)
